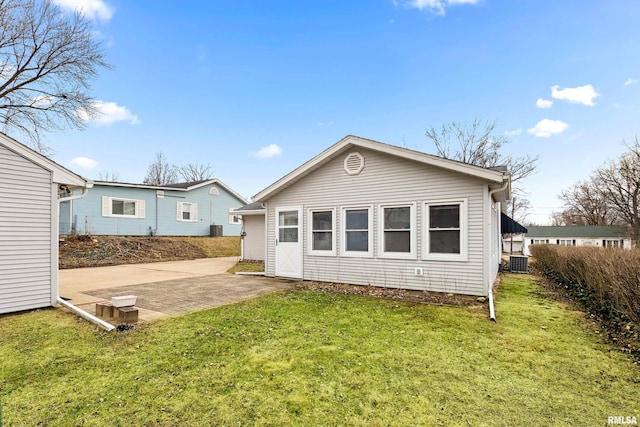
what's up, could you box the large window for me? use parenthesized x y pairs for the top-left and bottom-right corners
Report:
(177, 202), (198, 222)
(424, 200), (467, 261)
(558, 239), (575, 246)
(101, 196), (144, 218)
(379, 203), (416, 259)
(342, 206), (373, 257)
(309, 209), (335, 255)
(603, 239), (623, 248)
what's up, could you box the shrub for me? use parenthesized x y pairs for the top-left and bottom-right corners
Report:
(530, 245), (640, 326)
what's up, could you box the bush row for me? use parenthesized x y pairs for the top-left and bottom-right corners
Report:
(529, 245), (640, 326)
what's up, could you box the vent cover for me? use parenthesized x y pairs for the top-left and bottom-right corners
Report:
(509, 255), (529, 273)
(344, 152), (364, 175)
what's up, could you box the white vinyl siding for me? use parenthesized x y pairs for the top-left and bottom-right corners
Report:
(0, 144), (53, 314)
(264, 147), (489, 296)
(101, 196), (145, 218)
(177, 202), (198, 222)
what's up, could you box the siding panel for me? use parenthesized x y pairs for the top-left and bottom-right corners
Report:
(0, 144), (53, 314)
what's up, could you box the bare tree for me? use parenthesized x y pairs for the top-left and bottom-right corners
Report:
(0, 0), (111, 153)
(596, 137), (640, 242)
(557, 176), (617, 226)
(177, 163), (214, 182)
(143, 152), (177, 186)
(426, 119), (539, 188)
(97, 170), (120, 182)
(506, 196), (531, 225)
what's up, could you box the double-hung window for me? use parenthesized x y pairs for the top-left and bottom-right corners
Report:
(379, 203), (416, 259)
(424, 199), (467, 261)
(309, 208), (335, 255)
(177, 202), (198, 222)
(342, 206), (373, 257)
(101, 196), (145, 218)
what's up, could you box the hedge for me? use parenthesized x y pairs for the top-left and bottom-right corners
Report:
(529, 245), (640, 326)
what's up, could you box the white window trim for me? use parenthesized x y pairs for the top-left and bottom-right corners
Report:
(341, 205), (374, 258)
(378, 202), (416, 260)
(229, 208), (242, 225)
(101, 196), (145, 219)
(423, 199), (468, 262)
(308, 207), (336, 256)
(177, 201), (198, 223)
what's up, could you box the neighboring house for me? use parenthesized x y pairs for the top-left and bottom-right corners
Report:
(60, 180), (248, 237)
(0, 133), (91, 315)
(523, 225), (631, 256)
(236, 202), (266, 262)
(239, 135), (511, 297)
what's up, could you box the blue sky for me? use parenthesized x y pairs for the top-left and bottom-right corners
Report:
(46, 0), (640, 224)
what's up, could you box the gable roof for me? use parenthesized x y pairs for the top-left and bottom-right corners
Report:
(525, 225), (628, 239)
(0, 132), (91, 189)
(253, 135), (511, 202)
(93, 179), (248, 204)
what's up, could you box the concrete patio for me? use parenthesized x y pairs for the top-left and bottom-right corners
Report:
(58, 258), (294, 323)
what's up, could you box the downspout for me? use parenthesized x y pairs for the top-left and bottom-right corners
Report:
(57, 297), (115, 331)
(487, 179), (510, 322)
(56, 186), (116, 331)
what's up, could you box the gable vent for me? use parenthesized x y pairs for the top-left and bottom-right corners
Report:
(344, 152), (364, 175)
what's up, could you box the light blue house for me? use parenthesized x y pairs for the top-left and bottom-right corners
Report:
(60, 179), (248, 236)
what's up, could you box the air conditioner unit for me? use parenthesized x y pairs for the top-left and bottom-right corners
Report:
(509, 255), (529, 273)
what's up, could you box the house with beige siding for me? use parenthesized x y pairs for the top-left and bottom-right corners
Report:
(243, 135), (511, 299)
(0, 133), (91, 315)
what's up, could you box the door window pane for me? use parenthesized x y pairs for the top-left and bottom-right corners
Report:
(279, 211), (298, 226)
(279, 228), (298, 243)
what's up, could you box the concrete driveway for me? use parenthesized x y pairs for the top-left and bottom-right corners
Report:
(59, 257), (294, 323)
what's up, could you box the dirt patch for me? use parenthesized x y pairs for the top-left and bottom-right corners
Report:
(295, 281), (485, 306)
(59, 235), (212, 269)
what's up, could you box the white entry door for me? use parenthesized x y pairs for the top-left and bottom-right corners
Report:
(275, 207), (302, 278)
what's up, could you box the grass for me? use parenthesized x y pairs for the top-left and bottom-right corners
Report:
(1, 274), (639, 426)
(227, 260), (265, 274)
(167, 236), (240, 257)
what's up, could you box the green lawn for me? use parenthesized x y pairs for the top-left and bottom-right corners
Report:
(1, 274), (638, 426)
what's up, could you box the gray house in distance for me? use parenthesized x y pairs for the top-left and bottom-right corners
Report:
(60, 179), (248, 237)
(0, 133), (91, 315)
(239, 135), (511, 298)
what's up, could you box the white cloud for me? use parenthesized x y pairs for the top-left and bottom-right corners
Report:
(52, 0), (113, 21)
(550, 84), (600, 106)
(624, 78), (637, 86)
(251, 144), (282, 159)
(535, 98), (553, 109)
(504, 128), (522, 137)
(400, 0), (478, 14)
(527, 119), (569, 137)
(70, 156), (99, 170)
(77, 101), (140, 126)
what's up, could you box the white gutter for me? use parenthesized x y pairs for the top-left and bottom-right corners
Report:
(487, 179), (510, 322)
(57, 297), (115, 331)
(58, 186), (90, 203)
